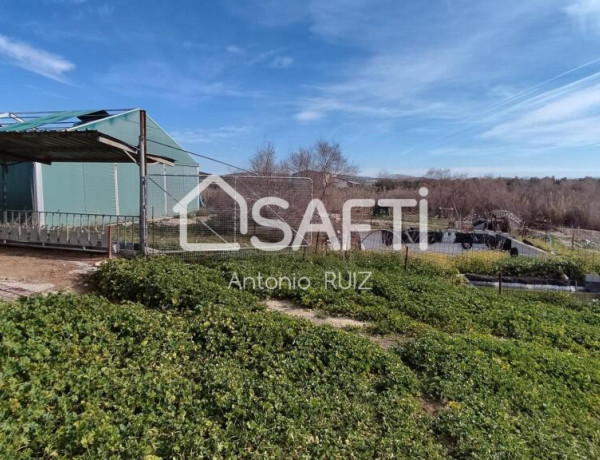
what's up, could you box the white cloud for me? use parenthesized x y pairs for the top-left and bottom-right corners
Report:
(0, 34), (74, 81)
(102, 61), (249, 101)
(224, 0), (307, 27)
(244, 48), (294, 69)
(428, 146), (548, 158)
(226, 45), (244, 54)
(482, 77), (600, 148)
(171, 126), (251, 144)
(565, 0), (600, 33)
(270, 55), (294, 68)
(294, 47), (465, 121)
(295, 110), (324, 121)
(307, 0), (388, 45)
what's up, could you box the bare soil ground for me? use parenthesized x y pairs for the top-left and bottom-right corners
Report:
(264, 299), (367, 329)
(0, 246), (105, 300)
(0, 249), (405, 350)
(540, 227), (600, 248)
(263, 298), (402, 349)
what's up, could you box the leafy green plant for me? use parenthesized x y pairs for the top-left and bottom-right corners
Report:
(398, 332), (600, 458)
(495, 256), (585, 280)
(0, 294), (441, 458)
(5, 253), (600, 458)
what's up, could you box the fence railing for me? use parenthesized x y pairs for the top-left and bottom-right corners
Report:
(0, 210), (139, 253)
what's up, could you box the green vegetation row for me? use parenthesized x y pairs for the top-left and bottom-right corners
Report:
(453, 253), (587, 280)
(190, 253), (600, 354)
(91, 255), (600, 457)
(0, 294), (439, 458)
(3, 254), (600, 458)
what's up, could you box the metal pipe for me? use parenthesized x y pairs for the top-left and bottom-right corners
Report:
(139, 109), (148, 255)
(1, 163), (7, 224)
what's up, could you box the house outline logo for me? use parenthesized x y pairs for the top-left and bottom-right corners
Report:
(173, 175), (248, 252)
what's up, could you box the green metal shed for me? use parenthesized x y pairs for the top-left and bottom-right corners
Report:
(0, 108), (199, 217)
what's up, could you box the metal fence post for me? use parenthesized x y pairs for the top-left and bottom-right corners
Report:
(1, 163), (7, 224)
(139, 109), (148, 256)
(498, 269), (503, 295)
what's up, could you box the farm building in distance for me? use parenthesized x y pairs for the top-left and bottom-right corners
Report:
(0, 109), (199, 217)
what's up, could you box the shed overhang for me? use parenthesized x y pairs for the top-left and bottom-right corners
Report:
(0, 130), (174, 166)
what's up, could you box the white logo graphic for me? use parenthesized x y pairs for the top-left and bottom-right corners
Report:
(173, 175), (247, 252)
(174, 175), (429, 252)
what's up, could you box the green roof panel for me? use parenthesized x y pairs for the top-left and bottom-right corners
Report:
(0, 110), (98, 132)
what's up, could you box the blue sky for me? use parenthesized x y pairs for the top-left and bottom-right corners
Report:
(2, 0), (600, 177)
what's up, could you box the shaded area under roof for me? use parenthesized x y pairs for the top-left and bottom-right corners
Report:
(0, 130), (174, 165)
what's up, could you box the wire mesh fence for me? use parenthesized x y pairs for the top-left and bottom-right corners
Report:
(357, 226), (600, 296)
(43, 171), (587, 297)
(147, 174), (314, 259)
(143, 174), (600, 292)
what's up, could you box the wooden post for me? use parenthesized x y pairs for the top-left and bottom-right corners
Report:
(404, 245), (409, 270)
(498, 269), (503, 295)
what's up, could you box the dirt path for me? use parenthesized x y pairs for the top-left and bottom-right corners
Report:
(263, 298), (403, 349)
(265, 299), (367, 329)
(0, 246), (104, 300)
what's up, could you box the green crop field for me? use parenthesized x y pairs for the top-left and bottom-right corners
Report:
(1, 253), (600, 458)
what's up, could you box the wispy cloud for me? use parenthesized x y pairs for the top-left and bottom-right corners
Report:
(226, 45), (244, 55)
(224, 45), (295, 69)
(294, 47), (466, 121)
(428, 146), (551, 158)
(565, 0), (600, 33)
(171, 126), (251, 144)
(101, 61), (250, 101)
(270, 55), (294, 68)
(0, 34), (74, 81)
(224, 0), (307, 27)
(482, 76), (600, 148)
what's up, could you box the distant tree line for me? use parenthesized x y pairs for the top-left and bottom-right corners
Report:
(247, 143), (600, 231)
(248, 140), (358, 178)
(378, 174), (600, 231)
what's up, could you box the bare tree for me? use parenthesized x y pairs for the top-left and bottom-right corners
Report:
(279, 140), (359, 247)
(284, 147), (316, 174)
(313, 140), (359, 178)
(249, 142), (281, 176)
(425, 168), (467, 180)
(283, 140), (358, 179)
(375, 171), (400, 192)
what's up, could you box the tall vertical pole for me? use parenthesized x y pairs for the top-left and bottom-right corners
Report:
(2, 163), (7, 224)
(139, 109), (148, 256)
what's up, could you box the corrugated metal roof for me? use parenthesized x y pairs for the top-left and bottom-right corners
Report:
(0, 110), (100, 132)
(0, 130), (173, 165)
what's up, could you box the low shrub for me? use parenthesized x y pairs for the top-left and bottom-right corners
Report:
(0, 294), (441, 458)
(6, 254), (600, 458)
(494, 256), (585, 280)
(451, 252), (506, 275)
(93, 256), (261, 313)
(450, 253), (587, 280)
(200, 255), (600, 353)
(398, 332), (600, 458)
